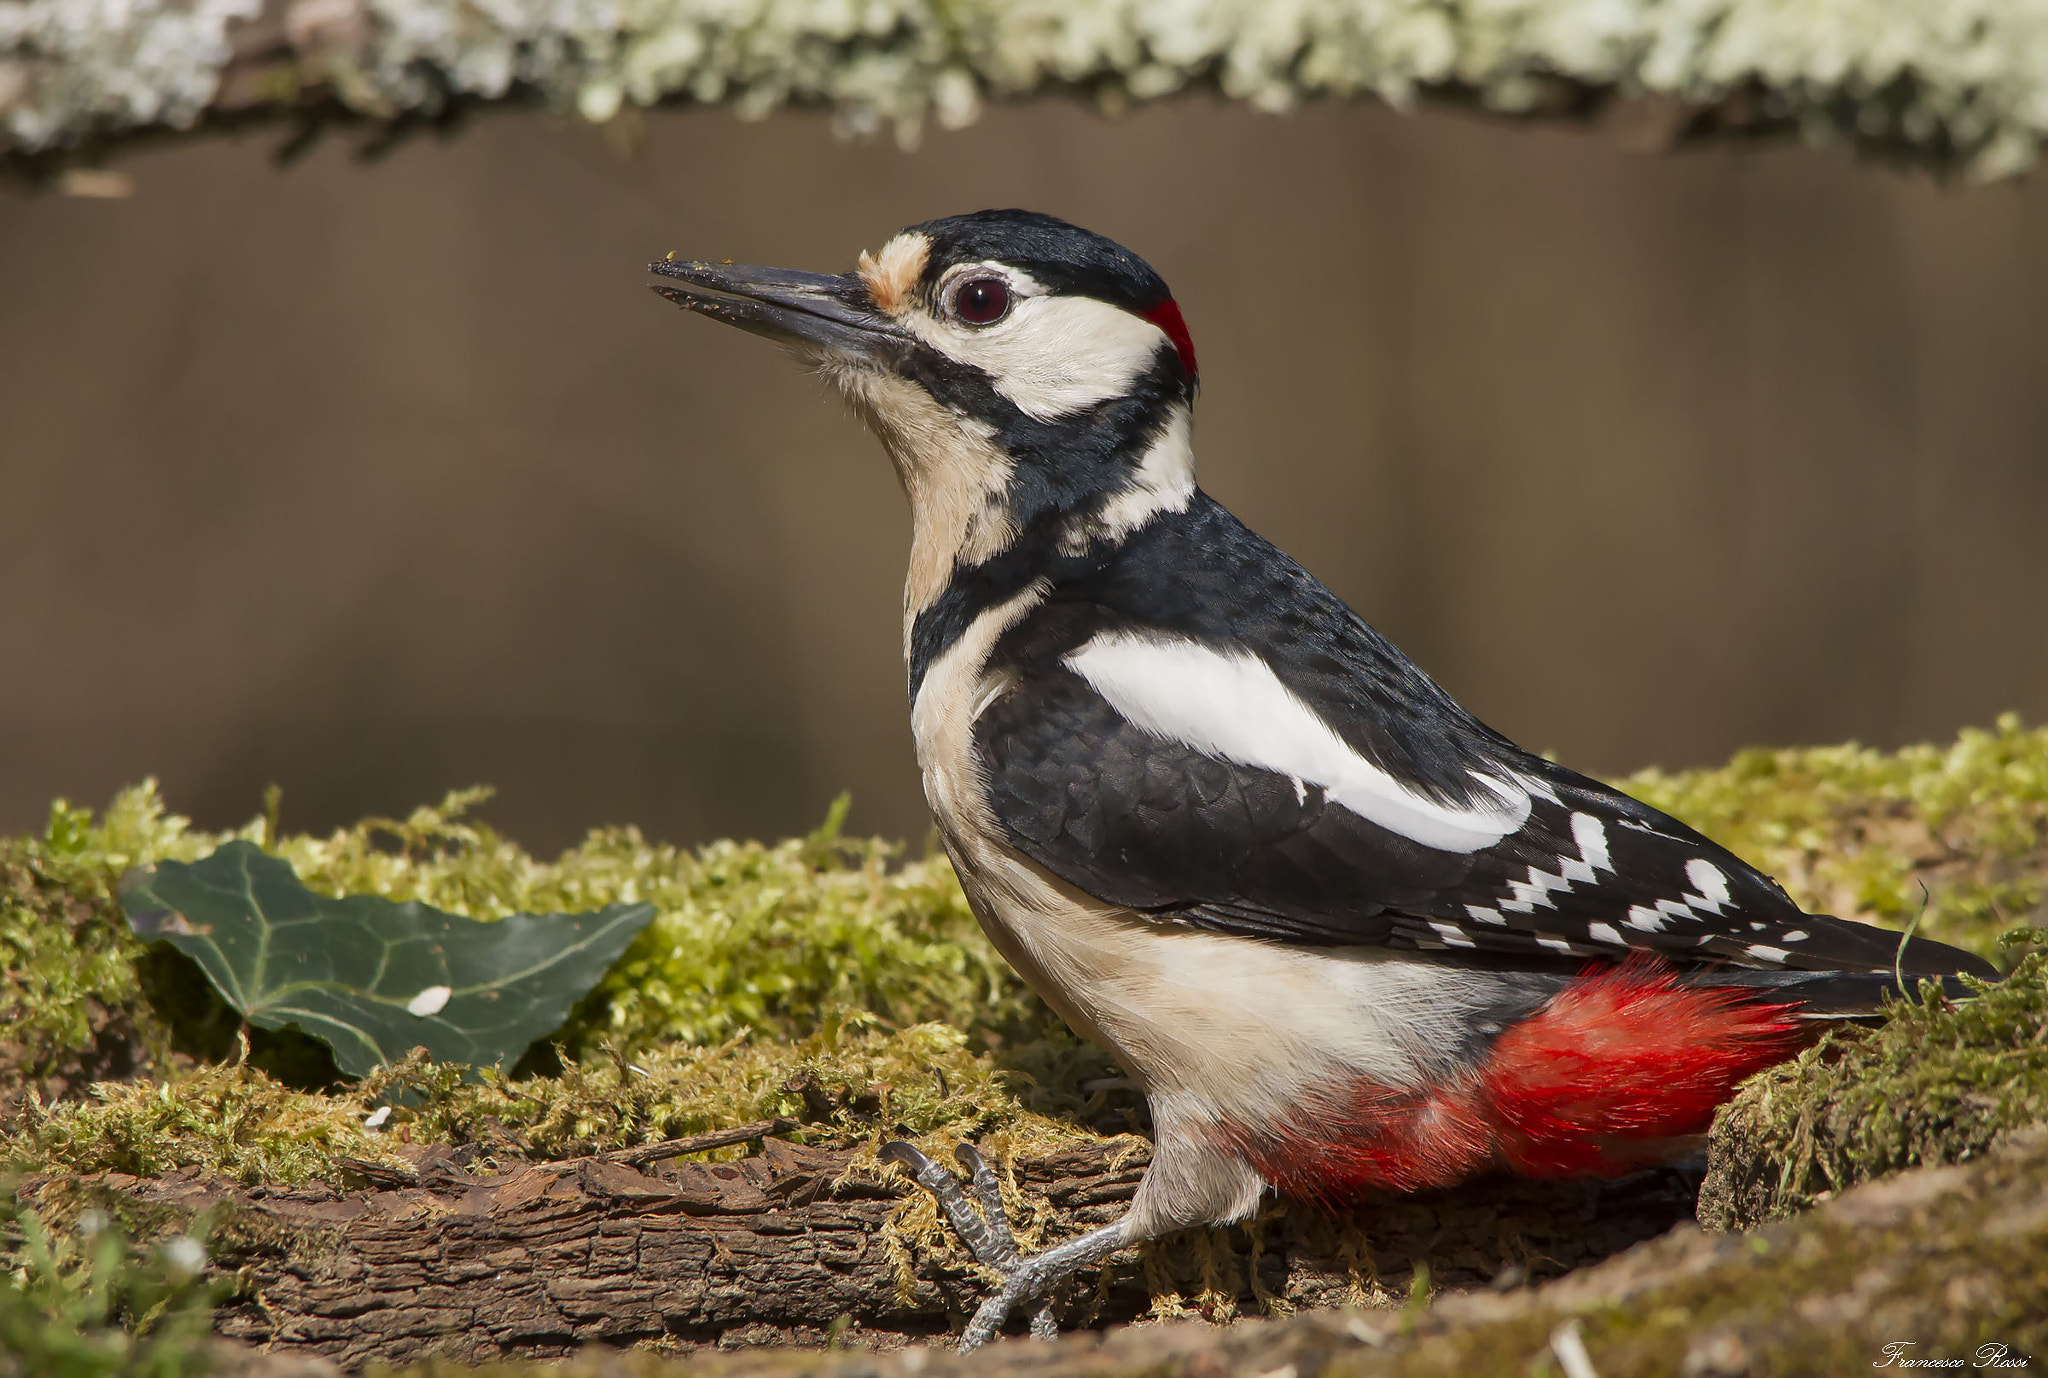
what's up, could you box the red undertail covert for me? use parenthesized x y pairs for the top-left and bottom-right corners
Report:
(1222, 960), (1807, 1203)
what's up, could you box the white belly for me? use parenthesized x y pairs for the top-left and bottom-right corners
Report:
(951, 841), (1481, 1116)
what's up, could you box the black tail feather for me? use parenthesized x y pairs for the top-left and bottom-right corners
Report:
(1787, 915), (2002, 981)
(1687, 965), (1994, 1019)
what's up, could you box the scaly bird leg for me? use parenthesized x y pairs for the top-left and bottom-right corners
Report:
(881, 1140), (1131, 1350)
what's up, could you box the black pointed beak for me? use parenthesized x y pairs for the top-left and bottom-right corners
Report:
(648, 258), (906, 362)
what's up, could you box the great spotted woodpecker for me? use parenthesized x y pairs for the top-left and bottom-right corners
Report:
(650, 210), (1997, 1350)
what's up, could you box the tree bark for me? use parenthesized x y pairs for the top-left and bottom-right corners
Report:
(23, 1135), (1704, 1370)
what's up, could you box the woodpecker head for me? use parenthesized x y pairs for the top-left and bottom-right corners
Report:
(652, 210), (1200, 618)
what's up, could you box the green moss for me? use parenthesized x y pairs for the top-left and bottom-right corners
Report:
(0, 779), (1110, 1188)
(0, 720), (2041, 1208)
(7, 717), (2040, 1100)
(0, 1198), (221, 1378)
(1699, 945), (2048, 1230)
(25, 783), (1045, 1057)
(0, 723), (2040, 1373)
(0, 852), (146, 1078)
(0, 1016), (1118, 1188)
(5, 1060), (396, 1186)
(374, 1015), (1108, 1165)
(1, 783), (283, 1083)
(1385, 1132), (2048, 1378)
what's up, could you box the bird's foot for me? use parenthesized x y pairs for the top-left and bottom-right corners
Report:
(881, 1140), (1128, 1351)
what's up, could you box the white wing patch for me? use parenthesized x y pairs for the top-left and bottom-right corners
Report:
(1064, 632), (1531, 854)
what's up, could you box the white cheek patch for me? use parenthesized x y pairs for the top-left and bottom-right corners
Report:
(910, 290), (1172, 421)
(1065, 632), (1532, 854)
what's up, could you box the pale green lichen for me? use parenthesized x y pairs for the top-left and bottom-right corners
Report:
(4, 0), (2047, 175)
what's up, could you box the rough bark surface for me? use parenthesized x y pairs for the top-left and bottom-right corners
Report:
(21, 1135), (1701, 1371)
(185, 1130), (2048, 1378)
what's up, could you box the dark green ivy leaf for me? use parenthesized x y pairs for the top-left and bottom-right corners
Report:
(121, 840), (655, 1077)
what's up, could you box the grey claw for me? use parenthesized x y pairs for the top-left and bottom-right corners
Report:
(962, 1291), (1011, 1351)
(951, 1147), (1054, 1337)
(879, 1140), (932, 1170)
(886, 1139), (1017, 1275)
(953, 1143), (1019, 1262)
(895, 1140), (1102, 1350)
(955, 1221), (1131, 1352)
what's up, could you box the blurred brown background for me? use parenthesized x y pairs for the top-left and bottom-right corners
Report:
(3, 98), (2045, 853)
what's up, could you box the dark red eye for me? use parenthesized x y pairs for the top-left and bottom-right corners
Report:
(950, 277), (1011, 325)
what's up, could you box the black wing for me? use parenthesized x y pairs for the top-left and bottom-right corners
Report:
(974, 667), (1996, 979)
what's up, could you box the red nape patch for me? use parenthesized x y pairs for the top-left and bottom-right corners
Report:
(1142, 299), (1198, 381)
(1483, 962), (1808, 1179)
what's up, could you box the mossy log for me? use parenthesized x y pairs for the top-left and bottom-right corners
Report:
(20, 1135), (1702, 1371)
(4, 729), (2043, 1372)
(182, 1128), (2048, 1377)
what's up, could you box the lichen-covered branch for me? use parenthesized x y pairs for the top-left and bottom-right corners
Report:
(3, 0), (2046, 175)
